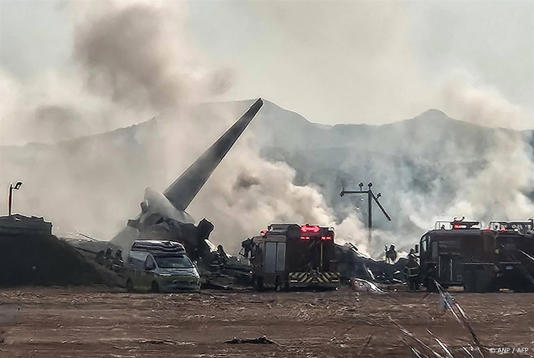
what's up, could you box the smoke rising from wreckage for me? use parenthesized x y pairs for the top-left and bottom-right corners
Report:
(111, 99), (263, 254)
(1, 1), (534, 356)
(102, 99), (265, 288)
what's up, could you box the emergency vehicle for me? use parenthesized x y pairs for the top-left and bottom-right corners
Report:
(474, 220), (534, 292)
(125, 240), (200, 292)
(247, 224), (340, 290)
(416, 219), (534, 292)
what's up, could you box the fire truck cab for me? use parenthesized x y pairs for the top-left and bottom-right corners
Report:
(417, 219), (534, 292)
(418, 220), (482, 290)
(481, 220), (534, 292)
(247, 224), (340, 290)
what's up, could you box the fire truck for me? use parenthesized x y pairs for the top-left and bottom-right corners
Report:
(416, 219), (534, 292)
(244, 224), (340, 290)
(476, 220), (534, 292)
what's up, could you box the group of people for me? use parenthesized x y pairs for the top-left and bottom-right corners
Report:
(385, 244), (420, 291)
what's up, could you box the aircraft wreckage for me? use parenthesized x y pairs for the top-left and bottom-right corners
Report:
(99, 98), (264, 287)
(71, 97), (408, 289)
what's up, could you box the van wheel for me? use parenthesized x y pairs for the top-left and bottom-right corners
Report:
(274, 276), (281, 292)
(463, 270), (475, 292)
(126, 279), (134, 293)
(151, 281), (159, 293)
(283, 281), (290, 291)
(253, 276), (264, 291)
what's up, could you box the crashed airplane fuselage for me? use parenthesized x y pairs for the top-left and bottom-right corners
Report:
(111, 99), (264, 259)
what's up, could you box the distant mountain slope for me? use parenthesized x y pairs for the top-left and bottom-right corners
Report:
(1, 99), (532, 253)
(253, 101), (533, 235)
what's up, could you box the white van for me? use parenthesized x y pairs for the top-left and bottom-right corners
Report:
(125, 240), (200, 292)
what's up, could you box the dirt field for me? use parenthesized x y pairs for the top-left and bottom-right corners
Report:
(0, 286), (532, 357)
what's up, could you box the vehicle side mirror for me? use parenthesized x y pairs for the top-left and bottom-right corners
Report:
(414, 244), (419, 253)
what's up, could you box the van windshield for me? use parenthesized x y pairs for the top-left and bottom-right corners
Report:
(155, 255), (193, 269)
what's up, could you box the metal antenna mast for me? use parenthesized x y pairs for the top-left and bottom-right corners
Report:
(340, 182), (391, 243)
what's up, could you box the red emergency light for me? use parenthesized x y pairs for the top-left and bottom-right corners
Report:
(301, 225), (320, 233)
(300, 236), (310, 240)
(321, 236), (332, 241)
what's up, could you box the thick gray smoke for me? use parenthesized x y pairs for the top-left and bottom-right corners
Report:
(439, 75), (534, 221)
(74, 4), (229, 111)
(258, 77), (534, 257)
(404, 75), (534, 228)
(1, 1), (532, 259)
(0, 2), (367, 254)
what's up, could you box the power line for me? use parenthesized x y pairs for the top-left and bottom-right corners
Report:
(340, 182), (391, 243)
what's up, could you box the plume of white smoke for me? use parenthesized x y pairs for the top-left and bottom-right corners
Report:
(0, 1), (370, 255)
(401, 73), (534, 238)
(441, 73), (528, 130)
(172, 102), (370, 254)
(440, 74), (534, 222)
(71, 1), (370, 253)
(74, 2), (230, 112)
(6, 1), (533, 260)
(0, 1), (234, 235)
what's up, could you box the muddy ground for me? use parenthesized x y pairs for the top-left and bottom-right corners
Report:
(0, 286), (532, 357)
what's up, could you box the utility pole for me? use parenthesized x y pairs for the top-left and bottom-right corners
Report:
(340, 182), (391, 243)
(8, 181), (22, 216)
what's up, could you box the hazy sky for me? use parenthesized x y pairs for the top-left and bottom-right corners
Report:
(1, 0), (533, 127)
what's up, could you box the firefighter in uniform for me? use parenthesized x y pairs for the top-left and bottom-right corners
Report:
(404, 249), (420, 291)
(386, 245), (397, 263)
(104, 248), (113, 269)
(112, 249), (124, 271)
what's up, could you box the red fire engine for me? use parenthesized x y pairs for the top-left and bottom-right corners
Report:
(245, 224), (340, 290)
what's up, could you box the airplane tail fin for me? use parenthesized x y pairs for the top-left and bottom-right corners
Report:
(164, 98), (263, 211)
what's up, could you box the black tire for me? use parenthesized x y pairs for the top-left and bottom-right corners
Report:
(463, 270), (476, 292)
(513, 283), (534, 293)
(274, 276), (281, 292)
(477, 275), (497, 293)
(283, 281), (290, 291)
(425, 279), (438, 292)
(253, 276), (264, 291)
(151, 281), (160, 293)
(126, 279), (134, 293)
(464, 268), (495, 293)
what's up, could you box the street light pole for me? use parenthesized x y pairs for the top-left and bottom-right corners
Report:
(340, 181), (391, 243)
(8, 181), (22, 216)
